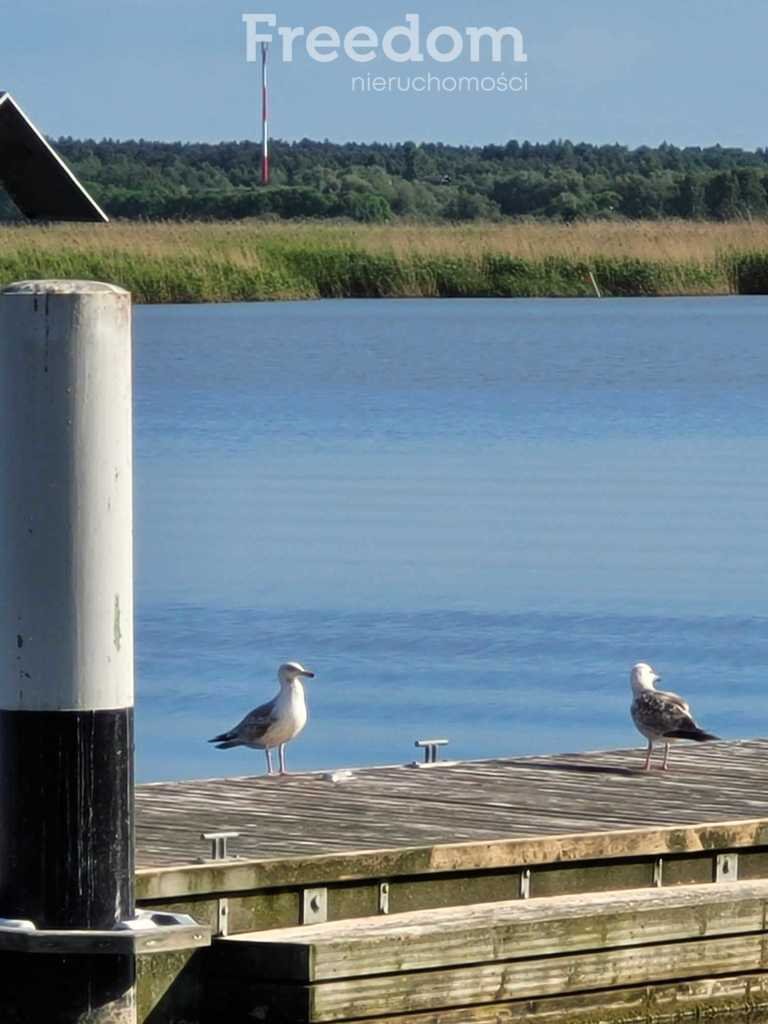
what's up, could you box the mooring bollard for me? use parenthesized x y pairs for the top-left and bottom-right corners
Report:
(0, 281), (136, 1022)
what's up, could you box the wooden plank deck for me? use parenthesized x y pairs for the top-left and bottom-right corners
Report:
(136, 738), (768, 871)
(209, 882), (768, 1024)
(217, 881), (768, 980)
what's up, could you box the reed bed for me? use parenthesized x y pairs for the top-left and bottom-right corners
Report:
(0, 219), (767, 302)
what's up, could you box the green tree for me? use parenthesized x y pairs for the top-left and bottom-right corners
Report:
(673, 174), (706, 219)
(705, 172), (741, 220)
(736, 169), (767, 217)
(51, 134), (768, 223)
(547, 190), (596, 221)
(343, 192), (392, 223)
(615, 174), (667, 219)
(442, 190), (501, 221)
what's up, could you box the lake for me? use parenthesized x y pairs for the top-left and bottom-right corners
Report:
(133, 297), (768, 782)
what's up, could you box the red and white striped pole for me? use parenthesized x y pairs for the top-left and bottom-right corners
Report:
(261, 41), (270, 186)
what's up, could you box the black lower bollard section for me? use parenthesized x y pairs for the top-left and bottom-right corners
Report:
(0, 282), (136, 1023)
(3, 954), (136, 1024)
(0, 711), (134, 928)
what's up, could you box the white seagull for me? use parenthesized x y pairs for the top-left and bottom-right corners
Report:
(209, 662), (315, 776)
(630, 662), (718, 771)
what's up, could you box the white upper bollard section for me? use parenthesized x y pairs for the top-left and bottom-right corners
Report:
(0, 281), (134, 711)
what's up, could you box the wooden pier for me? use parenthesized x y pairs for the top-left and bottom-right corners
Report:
(134, 739), (768, 1024)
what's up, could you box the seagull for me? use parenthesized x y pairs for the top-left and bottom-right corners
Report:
(630, 662), (718, 771)
(208, 662), (315, 776)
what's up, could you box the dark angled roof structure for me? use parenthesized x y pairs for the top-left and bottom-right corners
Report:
(0, 92), (107, 222)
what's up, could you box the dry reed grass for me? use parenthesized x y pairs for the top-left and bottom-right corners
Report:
(0, 218), (766, 301)
(2, 218), (768, 261)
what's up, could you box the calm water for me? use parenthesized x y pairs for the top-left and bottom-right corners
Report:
(133, 297), (768, 782)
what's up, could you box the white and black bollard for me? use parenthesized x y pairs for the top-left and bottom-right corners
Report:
(0, 281), (136, 1022)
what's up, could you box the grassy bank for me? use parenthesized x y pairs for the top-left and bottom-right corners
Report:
(1, 219), (768, 302)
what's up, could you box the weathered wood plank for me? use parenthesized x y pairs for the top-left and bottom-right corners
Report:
(136, 818), (768, 901)
(217, 881), (768, 981)
(307, 934), (768, 1022)
(137, 949), (204, 1024)
(135, 740), (768, 881)
(206, 935), (768, 1023)
(326, 974), (768, 1024)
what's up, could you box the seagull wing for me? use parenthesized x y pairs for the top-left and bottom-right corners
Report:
(232, 698), (280, 743)
(209, 697), (279, 747)
(632, 689), (696, 736)
(657, 689), (691, 715)
(657, 689), (718, 741)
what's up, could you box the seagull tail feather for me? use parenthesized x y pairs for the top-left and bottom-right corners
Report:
(663, 727), (719, 742)
(208, 731), (241, 749)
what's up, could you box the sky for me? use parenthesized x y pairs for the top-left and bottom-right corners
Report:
(2, 0), (766, 149)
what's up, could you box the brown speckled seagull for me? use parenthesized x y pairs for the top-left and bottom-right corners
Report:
(630, 662), (718, 771)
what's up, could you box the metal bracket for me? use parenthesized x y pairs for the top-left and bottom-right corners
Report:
(216, 898), (230, 937)
(0, 910), (212, 955)
(201, 831), (240, 861)
(378, 882), (390, 915)
(520, 869), (531, 900)
(716, 853), (739, 883)
(302, 888), (328, 925)
(414, 739), (449, 764)
(653, 857), (663, 888)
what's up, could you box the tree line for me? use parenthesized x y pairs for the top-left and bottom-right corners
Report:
(4, 137), (768, 222)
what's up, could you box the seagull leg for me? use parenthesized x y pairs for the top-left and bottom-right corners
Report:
(265, 748), (274, 776)
(643, 740), (653, 771)
(661, 743), (671, 772)
(279, 744), (287, 776)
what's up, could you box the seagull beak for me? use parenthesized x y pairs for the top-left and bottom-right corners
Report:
(302, 670), (315, 679)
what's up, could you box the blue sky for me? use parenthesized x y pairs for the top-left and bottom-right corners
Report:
(3, 1), (766, 148)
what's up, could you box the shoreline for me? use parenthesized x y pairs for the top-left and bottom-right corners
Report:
(2, 219), (768, 303)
